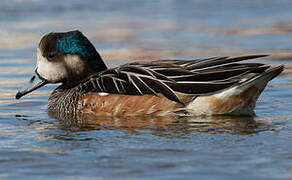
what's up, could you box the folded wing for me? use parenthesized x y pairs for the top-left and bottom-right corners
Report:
(78, 55), (270, 104)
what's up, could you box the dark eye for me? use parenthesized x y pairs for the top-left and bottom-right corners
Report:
(48, 53), (56, 59)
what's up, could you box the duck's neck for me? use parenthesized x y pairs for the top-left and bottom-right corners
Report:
(48, 53), (107, 116)
(63, 57), (107, 88)
(93, 54), (107, 72)
(87, 48), (107, 72)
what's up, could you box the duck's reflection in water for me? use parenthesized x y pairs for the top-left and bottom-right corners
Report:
(49, 110), (268, 135)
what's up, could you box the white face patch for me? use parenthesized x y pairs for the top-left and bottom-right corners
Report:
(36, 48), (68, 83)
(36, 48), (86, 83)
(63, 54), (86, 76)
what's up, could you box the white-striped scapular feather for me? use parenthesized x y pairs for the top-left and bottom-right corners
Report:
(78, 55), (273, 105)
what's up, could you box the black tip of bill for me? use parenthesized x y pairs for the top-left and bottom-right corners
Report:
(15, 75), (48, 99)
(15, 92), (23, 99)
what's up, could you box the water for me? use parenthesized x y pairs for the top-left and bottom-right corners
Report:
(0, 0), (291, 179)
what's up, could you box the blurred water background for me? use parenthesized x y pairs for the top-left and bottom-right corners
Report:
(0, 0), (291, 179)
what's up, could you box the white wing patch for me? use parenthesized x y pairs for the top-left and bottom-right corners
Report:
(98, 92), (109, 96)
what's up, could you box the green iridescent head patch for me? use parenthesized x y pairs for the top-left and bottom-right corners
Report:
(56, 34), (92, 58)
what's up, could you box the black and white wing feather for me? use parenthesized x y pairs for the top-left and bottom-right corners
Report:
(79, 55), (269, 104)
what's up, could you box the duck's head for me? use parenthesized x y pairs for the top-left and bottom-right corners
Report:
(16, 30), (107, 99)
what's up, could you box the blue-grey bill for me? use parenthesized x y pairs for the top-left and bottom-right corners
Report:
(15, 74), (48, 99)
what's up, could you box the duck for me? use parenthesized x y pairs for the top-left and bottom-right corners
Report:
(16, 30), (284, 117)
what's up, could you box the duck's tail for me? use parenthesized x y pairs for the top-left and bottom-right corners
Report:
(186, 65), (284, 116)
